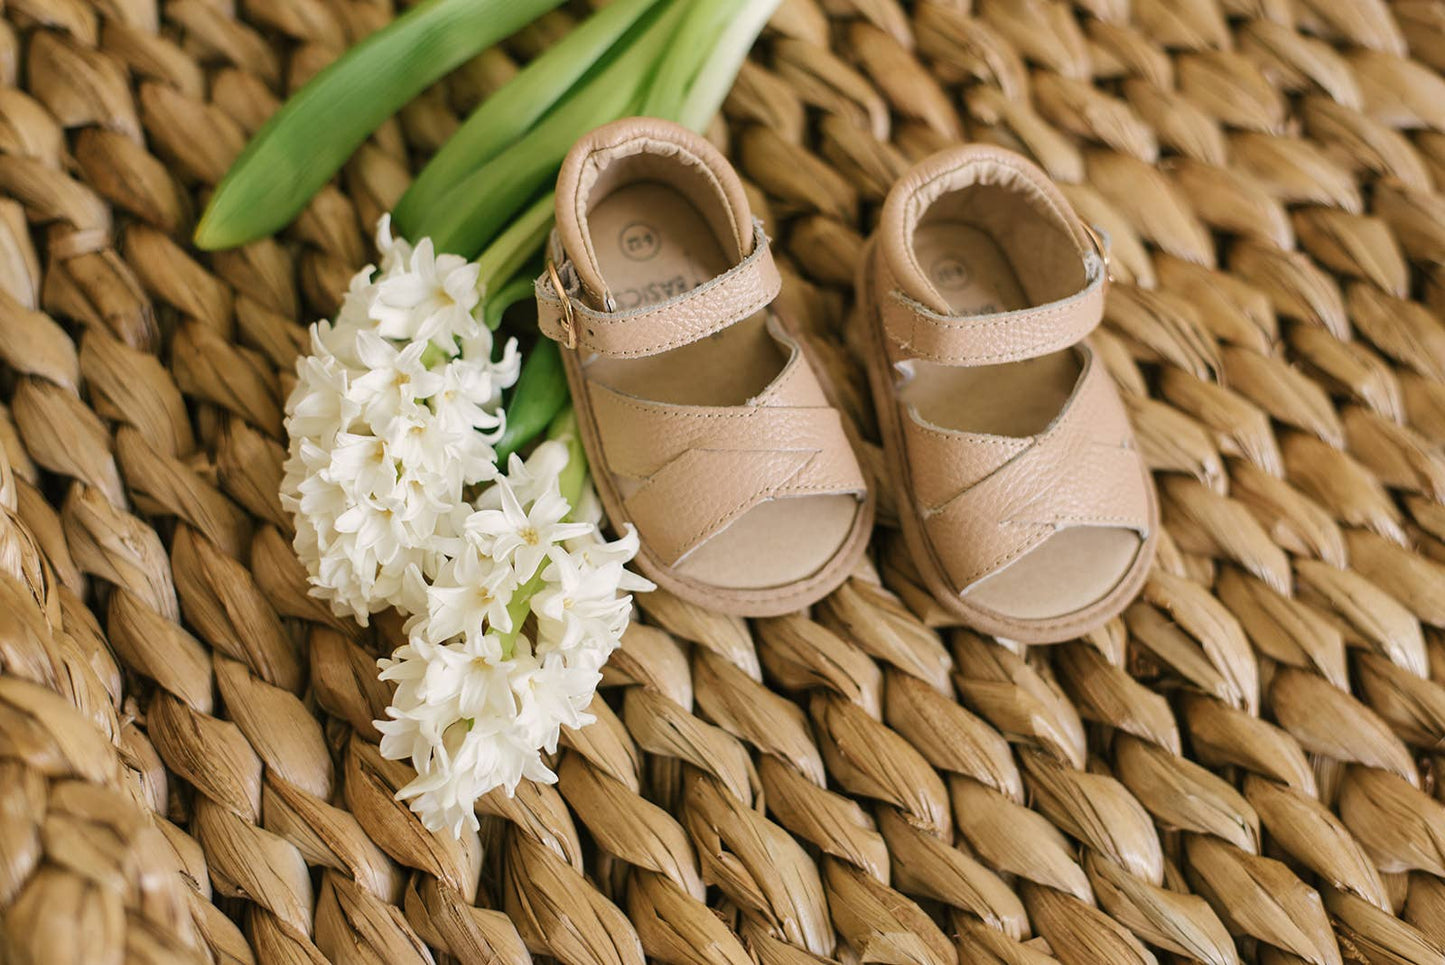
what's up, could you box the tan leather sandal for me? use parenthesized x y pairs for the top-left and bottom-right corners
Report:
(535, 118), (874, 616)
(859, 145), (1157, 643)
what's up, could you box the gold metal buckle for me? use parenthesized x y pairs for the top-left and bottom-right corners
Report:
(545, 260), (577, 349)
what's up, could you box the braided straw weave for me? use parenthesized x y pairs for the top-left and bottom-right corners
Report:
(5, 0), (1445, 962)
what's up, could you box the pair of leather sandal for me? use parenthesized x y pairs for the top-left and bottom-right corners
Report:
(535, 119), (1156, 642)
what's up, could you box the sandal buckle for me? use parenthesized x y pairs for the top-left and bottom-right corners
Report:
(1082, 223), (1113, 284)
(545, 260), (578, 349)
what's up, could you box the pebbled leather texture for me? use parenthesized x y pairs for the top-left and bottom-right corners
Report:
(880, 260), (1106, 366)
(907, 350), (1151, 588)
(587, 341), (865, 564)
(536, 221), (782, 358)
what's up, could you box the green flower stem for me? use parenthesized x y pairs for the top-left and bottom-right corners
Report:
(412, 0), (689, 257)
(640, 0), (738, 119)
(677, 0), (782, 131)
(549, 407), (588, 507)
(497, 406), (586, 659)
(478, 0), (776, 460)
(195, 0), (564, 250)
(394, 0), (666, 233)
(494, 338), (568, 463)
(483, 275), (539, 331)
(475, 191), (555, 295)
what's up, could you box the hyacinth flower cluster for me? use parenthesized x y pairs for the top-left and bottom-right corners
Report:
(199, 0), (780, 838)
(281, 219), (650, 835)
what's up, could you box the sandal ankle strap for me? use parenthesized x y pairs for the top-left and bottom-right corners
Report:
(536, 220), (780, 358)
(881, 230), (1109, 367)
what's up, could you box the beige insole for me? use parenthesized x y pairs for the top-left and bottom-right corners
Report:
(586, 181), (859, 591)
(905, 221), (1140, 621)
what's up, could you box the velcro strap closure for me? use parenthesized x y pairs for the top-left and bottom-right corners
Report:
(536, 220), (780, 358)
(882, 251), (1108, 367)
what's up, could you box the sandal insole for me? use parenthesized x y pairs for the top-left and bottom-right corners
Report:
(904, 221), (1140, 619)
(584, 181), (860, 591)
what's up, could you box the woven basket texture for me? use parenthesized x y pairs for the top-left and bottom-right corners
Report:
(8, 0), (1445, 962)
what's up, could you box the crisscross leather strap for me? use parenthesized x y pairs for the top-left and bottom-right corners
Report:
(882, 248), (1108, 366)
(905, 351), (1151, 590)
(586, 356), (866, 565)
(536, 220), (780, 359)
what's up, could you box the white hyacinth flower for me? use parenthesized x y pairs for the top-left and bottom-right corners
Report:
(374, 444), (650, 835)
(422, 547), (519, 640)
(284, 217), (648, 836)
(373, 236), (482, 350)
(464, 473), (594, 584)
(375, 213), (413, 275)
(281, 220), (520, 625)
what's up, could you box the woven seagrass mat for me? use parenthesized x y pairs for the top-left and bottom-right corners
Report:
(7, 0), (1445, 962)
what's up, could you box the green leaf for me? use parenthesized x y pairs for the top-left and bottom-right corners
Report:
(548, 406), (588, 508)
(494, 338), (568, 463)
(640, 0), (737, 119)
(412, 0), (689, 257)
(483, 275), (538, 331)
(678, 0), (782, 131)
(476, 191), (555, 294)
(194, 0), (564, 250)
(394, 0), (667, 234)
